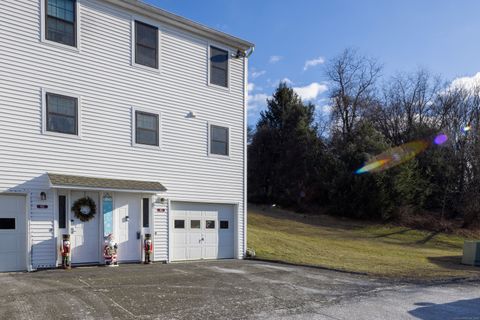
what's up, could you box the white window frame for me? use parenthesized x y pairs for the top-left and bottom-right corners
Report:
(207, 122), (231, 158)
(42, 88), (82, 139)
(40, 0), (81, 52)
(131, 16), (162, 73)
(207, 42), (231, 91)
(132, 107), (162, 150)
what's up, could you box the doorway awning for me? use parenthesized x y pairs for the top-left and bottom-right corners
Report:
(47, 173), (167, 193)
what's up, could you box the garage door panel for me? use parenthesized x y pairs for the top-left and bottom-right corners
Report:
(174, 233), (188, 245)
(188, 247), (202, 260)
(173, 247), (187, 261)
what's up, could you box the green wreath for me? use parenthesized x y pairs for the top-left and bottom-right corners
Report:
(72, 196), (97, 222)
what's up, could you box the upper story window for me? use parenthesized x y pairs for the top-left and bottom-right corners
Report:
(45, 0), (76, 47)
(46, 93), (78, 135)
(135, 110), (159, 146)
(209, 46), (229, 88)
(135, 21), (159, 69)
(210, 125), (229, 156)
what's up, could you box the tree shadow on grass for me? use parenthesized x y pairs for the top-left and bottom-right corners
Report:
(408, 298), (480, 320)
(373, 228), (413, 238)
(428, 255), (480, 273)
(416, 231), (441, 245)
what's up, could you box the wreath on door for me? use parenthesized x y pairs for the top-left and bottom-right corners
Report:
(72, 196), (97, 222)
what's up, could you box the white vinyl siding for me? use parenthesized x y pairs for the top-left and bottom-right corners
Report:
(153, 202), (168, 262)
(29, 190), (56, 269)
(0, 0), (248, 266)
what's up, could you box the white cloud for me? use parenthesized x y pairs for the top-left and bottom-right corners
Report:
(281, 77), (293, 85)
(248, 93), (269, 110)
(303, 56), (325, 71)
(293, 82), (328, 101)
(450, 72), (480, 91)
(269, 55), (283, 64)
(251, 70), (266, 79)
(247, 83), (255, 92)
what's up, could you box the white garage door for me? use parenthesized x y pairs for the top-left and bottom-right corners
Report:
(0, 195), (26, 272)
(171, 202), (235, 261)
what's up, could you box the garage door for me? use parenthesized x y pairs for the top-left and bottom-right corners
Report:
(0, 195), (26, 272)
(171, 202), (235, 261)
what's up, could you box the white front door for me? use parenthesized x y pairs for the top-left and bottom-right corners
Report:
(171, 202), (235, 261)
(0, 195), (26, 272)
(71, 192), (100, 264)
(115, 193), (141, 262)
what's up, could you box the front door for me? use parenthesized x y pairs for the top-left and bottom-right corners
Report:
(71, 191), (100, 264)
(115, 193), (141, 262)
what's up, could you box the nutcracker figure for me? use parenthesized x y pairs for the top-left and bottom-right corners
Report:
(144, 234), (153, 264)
(60, 234), (71, 269)
(103, 234), (118, 266)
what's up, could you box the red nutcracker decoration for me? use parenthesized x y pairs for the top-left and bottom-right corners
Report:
(144, 234), (153, 264)
(103, 234), (118, 266)
(60, 234), (71, 269)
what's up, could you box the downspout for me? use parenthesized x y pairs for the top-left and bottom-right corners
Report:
(242, 46), (254, 258)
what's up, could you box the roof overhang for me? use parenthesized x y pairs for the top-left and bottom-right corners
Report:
(102, 0), (255, 52)
(47, 173), (167, 194)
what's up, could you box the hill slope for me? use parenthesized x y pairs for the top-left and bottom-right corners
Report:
(247, 205), (480, 280)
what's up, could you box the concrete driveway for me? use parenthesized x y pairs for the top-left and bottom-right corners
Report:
(1, 260), (479, 320)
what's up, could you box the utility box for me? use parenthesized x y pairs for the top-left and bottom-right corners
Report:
(462, 241), (480, 266)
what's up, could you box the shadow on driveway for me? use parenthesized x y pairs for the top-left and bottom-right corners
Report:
(408, 298), (480, 320)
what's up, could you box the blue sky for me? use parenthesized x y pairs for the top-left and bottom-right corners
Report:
(144, 0), (480, 125)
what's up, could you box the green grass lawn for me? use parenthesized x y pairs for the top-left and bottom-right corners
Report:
(247, 204), (480, 280)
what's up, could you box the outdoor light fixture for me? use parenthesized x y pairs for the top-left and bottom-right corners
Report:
(40, 192), (47, 201)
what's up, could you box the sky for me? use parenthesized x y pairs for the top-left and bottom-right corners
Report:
(144, 0), (480, 125)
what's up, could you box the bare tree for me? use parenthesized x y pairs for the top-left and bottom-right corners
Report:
(372, 69), (442, 144)
(326, 48), (382, 140)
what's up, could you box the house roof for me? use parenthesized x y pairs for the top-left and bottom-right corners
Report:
(48, 173), (167, 193)
(103, 0), (255, 51)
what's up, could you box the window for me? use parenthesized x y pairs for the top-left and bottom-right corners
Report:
(209, 46), (229, 87)
(45, 0), (76, 47)
(174, 220), (185, 229)
(58, 195), (66, 229)
(46, 93), (78, 135)
(220, 220), (229, 229)
(190, 220), (200, 229)
(0, 218), (15, 230)
(135, 21), (158, 68)
(135, 110), (159, 146)
(205, 220), (215, 229)
(142, 198), (149, 228)
(210, 125), (229, 156)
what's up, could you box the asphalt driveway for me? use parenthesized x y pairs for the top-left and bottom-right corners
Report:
(0, 260), (479, 320)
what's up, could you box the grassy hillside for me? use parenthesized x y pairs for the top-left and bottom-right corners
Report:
(247, 205), (480, 280)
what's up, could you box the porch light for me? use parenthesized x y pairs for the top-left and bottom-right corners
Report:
(40, 192), (47, 201)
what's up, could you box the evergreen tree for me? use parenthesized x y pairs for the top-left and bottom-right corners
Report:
(248, 82), (323, 209)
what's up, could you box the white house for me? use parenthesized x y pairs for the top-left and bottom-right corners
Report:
(0, 0), (253, 272)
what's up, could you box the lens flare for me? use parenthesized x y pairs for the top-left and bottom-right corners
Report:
(355, 159), (390, 174)
(434, 134), (448, 145)
(356, 141), (429, 174)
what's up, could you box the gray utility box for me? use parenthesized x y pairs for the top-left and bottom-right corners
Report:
(462, 241), (480, 266)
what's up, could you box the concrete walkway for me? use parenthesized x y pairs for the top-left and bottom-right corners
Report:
(0, 260), (479, 319)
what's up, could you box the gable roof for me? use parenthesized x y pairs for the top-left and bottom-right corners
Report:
(48, 173), (167, 193)
(103, 0), (255, 52)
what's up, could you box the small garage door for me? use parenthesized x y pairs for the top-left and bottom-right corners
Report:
(0, 195), (26, 272)
(171, 202), (235, 261)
